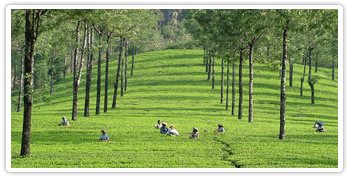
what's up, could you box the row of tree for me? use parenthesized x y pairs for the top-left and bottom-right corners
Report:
(183, 9), (338, 140)
(10, 9), (194, 93)
(11, 8), (338, 157)
(11, 9), (161, 157)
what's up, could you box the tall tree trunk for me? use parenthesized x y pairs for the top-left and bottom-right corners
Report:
(72, 19), (87, 121)
(226, 60), (229, 110)
(332, 60), (335, 80)
(315, 54), (318, 73)
(300, 53), (307, 96)
(308, 46), (313, 81)
(308, 46), (315, 104)
(94, 26), (104, 115)
(203, 47), (206, 65)
(12, 57), (17, 91)
(309, 82), (315, 104)
(289, 61), (293, 87)
(221, 58), (224, 103)
(279, 19), (289, 140)
(248, 42), (254, 123)
(232, 62), (236, 115)
(50, 50), (54, 96)
(17, 51), (24, 112)
(238, 49), (243, 120)
(112, 37), (123, 108)
(125, 40), (128, 91)
(131, 42), (135, 76)
(63, 56), (67, 79)
(70, 46), (74, 74)
(208, 52), (211, 81)
(205, 49), (209, 73)
(212, 52), (215, 89)
(121, 40), (125, 97)
(72, 20), (81, 121)
(104, 34), (111, 113)
(21, 9), (47, 157)
(84, 26), (93, 117)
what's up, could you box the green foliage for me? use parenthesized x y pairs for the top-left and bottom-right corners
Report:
(11, 49), (338, 168)
(308, 75), (319, 84)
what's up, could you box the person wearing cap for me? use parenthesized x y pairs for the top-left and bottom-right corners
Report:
(189, 128), (199, 139)
(99, 129), (110, 142)
(313, 121), (326, 132)
(154, 119), (162, 129)
(58, 116), (69, 126)
(167, 125), (179, 136)
(214, 124), (225, 133)
(160, 122), (170, 134)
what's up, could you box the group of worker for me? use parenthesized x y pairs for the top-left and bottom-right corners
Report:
(57, 116), (325, 142)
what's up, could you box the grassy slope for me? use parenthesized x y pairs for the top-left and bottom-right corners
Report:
(11, 49), (338, 168)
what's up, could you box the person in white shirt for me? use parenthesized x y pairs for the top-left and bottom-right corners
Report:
(154, 119), (162, 129)
(167, 125), (179, 136)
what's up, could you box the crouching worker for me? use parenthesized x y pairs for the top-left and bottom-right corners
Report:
(214, 124), (225, 133)
(99, 129), (110, 142)
(160, 122), (169, 134)
(313, 121), (325, 132)
(189, 128), (199, 139)
(154, 119), (162, 129)
(167, 125), (179, 136)
(58, 116), (69, 127)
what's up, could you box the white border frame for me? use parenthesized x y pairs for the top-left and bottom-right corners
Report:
(4, 3), (344, 174)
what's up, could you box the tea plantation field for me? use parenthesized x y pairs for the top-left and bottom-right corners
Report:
(10, 49), (339, 169)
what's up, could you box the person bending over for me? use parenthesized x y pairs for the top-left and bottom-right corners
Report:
(214, 124), (225, 133)
(167, 125), (179, 136)
(99, 129), (110, 142)
(189, 128), (199, 139)
(58, 116), (69, 127)
(160, 122), (169, 134)
(154, 119), (162, 129)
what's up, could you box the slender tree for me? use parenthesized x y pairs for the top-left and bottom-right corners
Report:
(131, 42), (135, 76)
(84, 25), (94, 117)
(308, 45), (316, 104)
(72, 19), (87, 121)
(232, 61), (236, 115)
(332, 61), (335, 80)
(93, 24), (105, 115)
(125, 40), (129, 91)
(50, 50), (55, 95)
(279, 17), (290, 140)
(238, 49), (245, 120)
(104, 32), (112, 113)
(121, 39), (125, 97)
(289, 59), (293, 87)
(221, 56), (224, 103)
(21, 9), (48, 157)
(225, 60), (229, 109)
(17, 49), (24, 112)
(112, 36), (123, 108)
(247, 37), (265, 123)
(300, 51), (307, 96)
(212, 51), (215, 89)
(207, 51), (212, 81)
